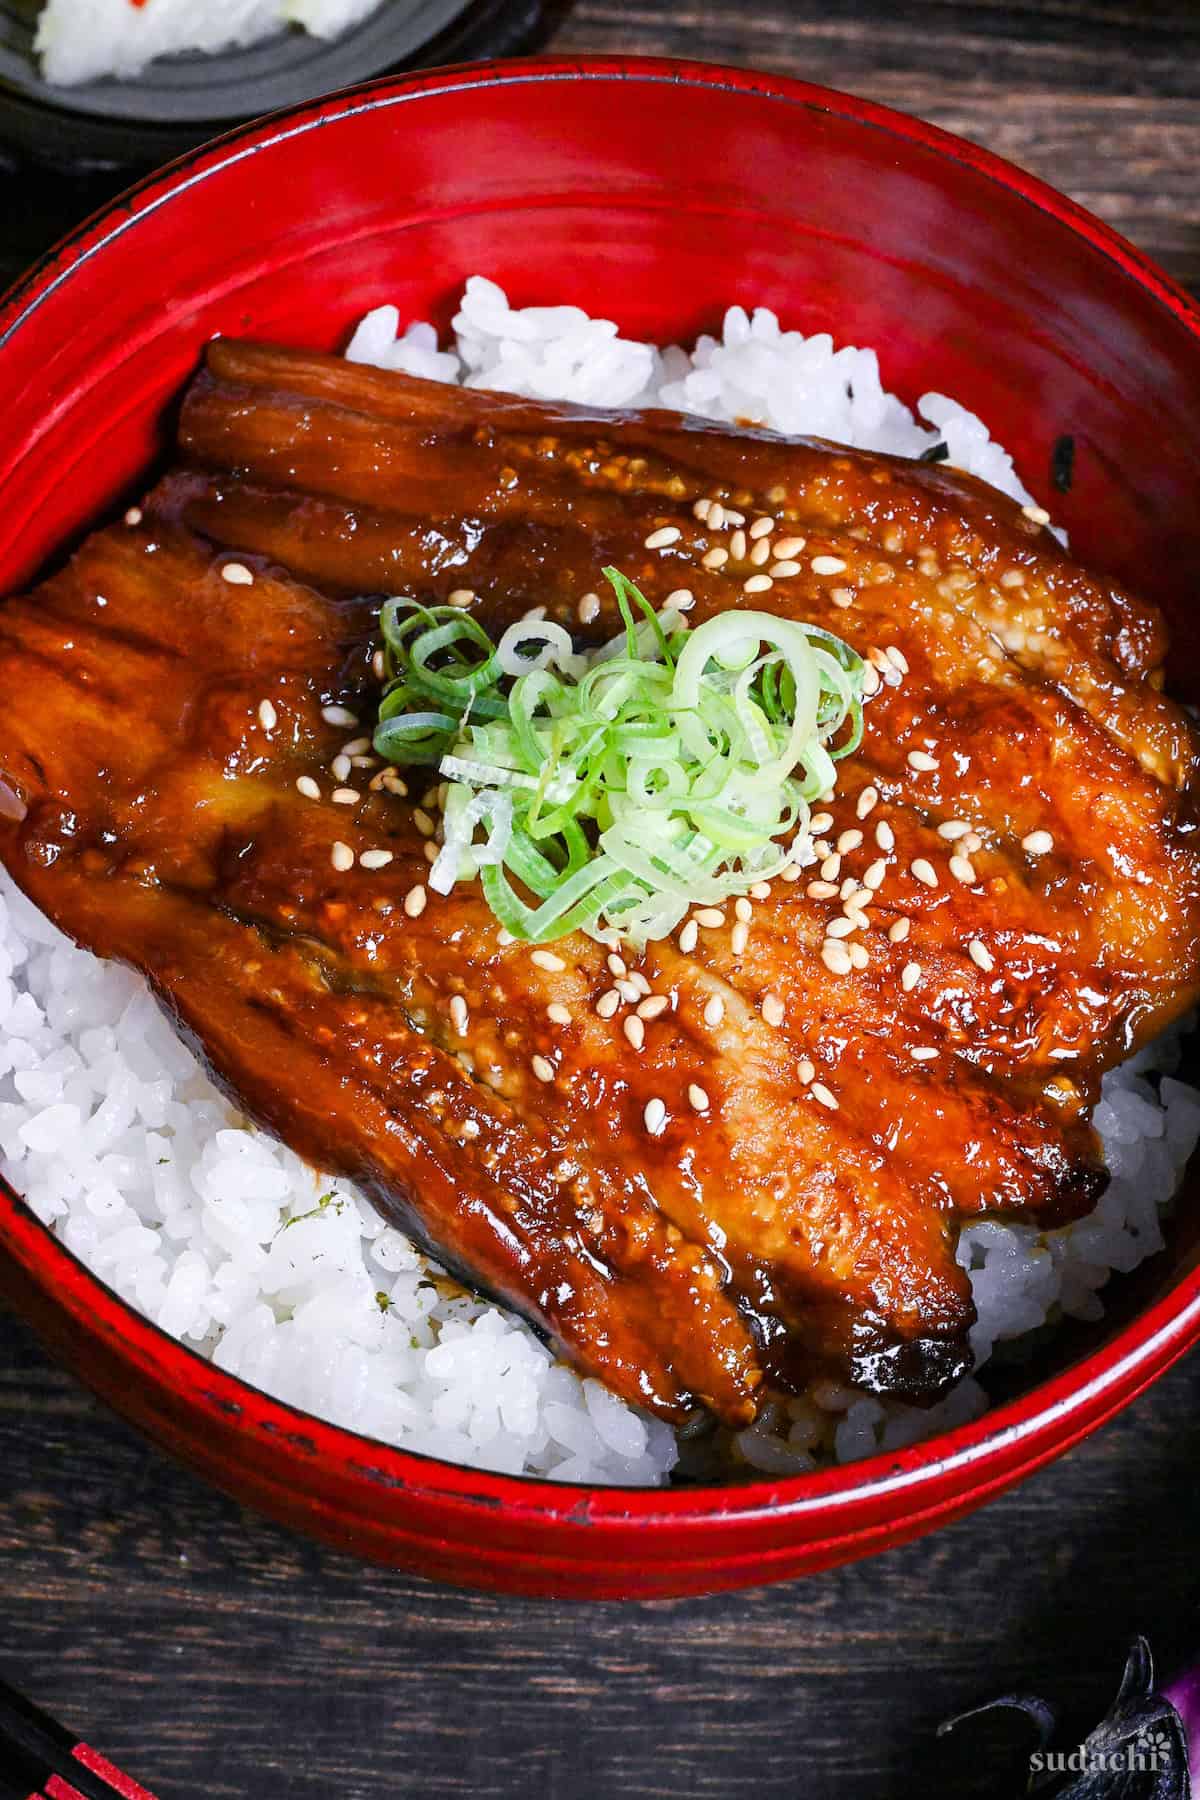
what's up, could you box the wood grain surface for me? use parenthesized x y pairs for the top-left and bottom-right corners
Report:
(3, 5), (1200, 1798)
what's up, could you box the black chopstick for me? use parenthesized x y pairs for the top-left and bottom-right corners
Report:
(0, 1677), (154, 1800)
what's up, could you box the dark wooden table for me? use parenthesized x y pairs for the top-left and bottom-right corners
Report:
(4, 4), (1200, 1796)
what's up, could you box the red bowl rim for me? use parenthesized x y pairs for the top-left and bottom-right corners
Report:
(2, 51), (1200, 1531)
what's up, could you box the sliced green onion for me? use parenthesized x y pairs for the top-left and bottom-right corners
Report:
(372, 570), (866, 945)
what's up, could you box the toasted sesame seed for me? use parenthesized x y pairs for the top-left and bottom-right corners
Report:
(124, 506), (143, 526)
(901, 960), (922, 991)
(331, 753), (353, 782)
(885, 646), (909, 674)
(403, 884), (427, 918)
(811, 555), (846, 576)
(531, 949), (566, 972)
(773, 536), (806, 559)
(888, 917), (911, 943)
(837, 828), (863, 854)
(862, 664), (881, 698)
(688, 1084), (710, 1113)
(863, 858), (887, 890)
(331, 787), (361, 806)
(449, 995), (469, 1035)
(968, 939), (994, 972)
(1021, 503), (1051, 525)
(666, 588), (696, 612)
(810, 812), (834, 834)
(907, 750), (938, 773)
(822, 940), (853, 975)
(624, 1015), (646, 1050)
(596, 989), (620, 1019)
(381, 770), (407, 797)
(221, 561), (254, 586)
(874, 820), (895, 852)
(911, 1047), (939, 1062)
(547, 1002), (572, 1025)
(342, 736), (371, 757)
(645, 526), (681, 550)
(702, 547), (729, 570)
(448, 588), (476, 609)
(730, 920), (749, 954)
(372, 649), (386, 680)
(911, 858), (938, 888)
(743, 574), (774, 594)
(330, 841), (354, 872)
(322, 705), (359, 728)
(532, 1055), (555, 1083)
(413, 808), (436, 836)
(639, 995), (670, 1021)
(359, 848), (393, 870)
(856, 787), (879, 820)
(693, 498), (713, 522)
(644, 1098), (667, 1136)
(607, 953), (628, 978)
(826, 916), (856, 939)
(729, 528), (748, 560)
(696, 908), (726, 928)
(703, 995), (725, 1028)
(799, 1059), (816, 1085)
(761, 993), (785, 1027)
(811, 1082), (838, 1111)
(1023, 829), (1054, 855)
(423, 842), (438, 865)
(296, 775), (320, 800)
(949, 855), (977, 885)
(577, 591), (601, 625)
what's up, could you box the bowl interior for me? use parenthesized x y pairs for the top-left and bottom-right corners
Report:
(2, 60), (1200, 1494)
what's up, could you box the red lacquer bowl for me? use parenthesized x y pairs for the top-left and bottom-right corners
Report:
(2, 56), (1200, 1600)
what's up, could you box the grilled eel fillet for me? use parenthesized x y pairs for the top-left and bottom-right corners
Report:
(0, 339), (1197, 1426)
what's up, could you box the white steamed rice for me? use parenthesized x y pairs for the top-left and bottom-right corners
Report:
(35, 0), (385, 88)
(3, 275), (1198, 1487)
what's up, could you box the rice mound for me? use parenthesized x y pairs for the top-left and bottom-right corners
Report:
(2, 276), (1197, 1488)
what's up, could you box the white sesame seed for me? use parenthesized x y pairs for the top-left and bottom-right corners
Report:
(461, 1119), (480, 1139)
(820, 854), (842, 883)
(703, 995), (725, 1028)
(810, 812), (834, 835)
(773, 536), (806, 559)
(862, 664), (881, 697)
(645, 526), (681, 550)
(359, 848), (394, 870)
(221, 561), (254, 586)
(497, 928), (515, 946)
(124, 506), (143, 526)
(888, 917), (911, 943)
(830, 588), (855, 609)
(811, 1082), (838, 1111)
(811, 555), (846, 576)
(331, 787), (360, 806)
(750, 882), (771, 900)
(907, 750), (938, 773)
(729, 529), (748, 560)
(911, 1047), (939, 1062)
(848, 942), (869, 970)
(761, 993), (785, 1027)
(749, 538), (772, 567)
(607, 953), (628, 978)
(707, 503), (726, 529)
(403, 884), (427, 918)
(749, 516), (775, 539)
(596, 989), (620, 1019)
(969, 939), (994, 971)
(734, 896), (753, 923)
(901, 961), (922, 992)
(322, 705), (359, 728)
(639, 995), (670, 1022)
(731, 921), (749, 955)
(886, 646), (909, 674)
(1021, 503), (1051, 525)
(666, 588), (696, 612)
(331, 753), (353, 783)
(1022, 829), (1054, 855)
(856, 787), (879, 820)
(863, 858), (887, 891)
(826, 917), (856, 939)
(532, 1055), (555, 1083)
(693, 498), (713, 522)
(688, 1083), (710, 1114)
(949, 855), (977, 885)
(448, 588), (476, 609)
(911, 859), (938, 888)
(798, 1059), (815, 1085)
(769, 560), (802, 579)
(822, 940), (853, 975)
(330, 841), (354, 872)
(743, 574), (774, 594)
(449, 995), (469, 1035)
(937, 821), (970, 842)
(807, 880), (839, 900)
(577, 591), (601, 625)
(531, 949), (566, 972)
(372, 650), (386, 680)
(962, 832), (983, 855)
(702, 547), (729, 570)
(837, 829), (863, 854)
(342, 736), (371, 757)
(1000, 568), (1026, 588)
(522, 605), (547, 623)
(547, 1002), (572, 1025)
(624, 1015), (646, 1051)
(695, 908), (725, 928)
(678, 920), (699, 955)
(875, 820), (895, 852)
(296, 775), (321, 800)
(644, 1098), (667, 1136)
